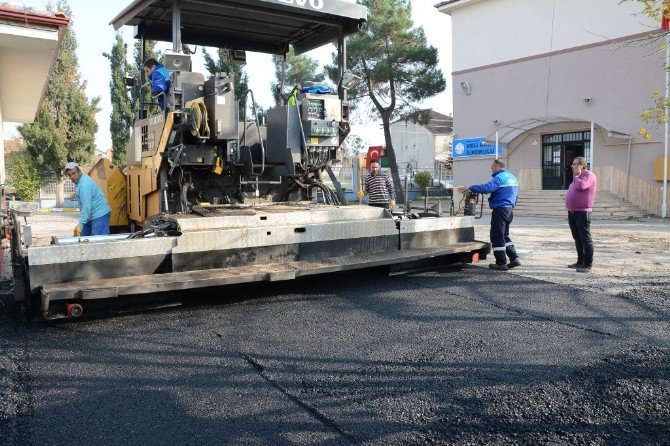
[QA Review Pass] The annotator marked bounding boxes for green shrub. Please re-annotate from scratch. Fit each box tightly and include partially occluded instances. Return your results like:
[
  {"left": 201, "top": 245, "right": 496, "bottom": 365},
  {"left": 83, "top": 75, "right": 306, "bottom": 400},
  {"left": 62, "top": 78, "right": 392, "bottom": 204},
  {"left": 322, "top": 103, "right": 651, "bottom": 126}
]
[
  {"left": 6, "top": 151, "right": 44, "bottom": 201},
  {"left": 414, "top": 171, "right": 432, "bottom": 194}
]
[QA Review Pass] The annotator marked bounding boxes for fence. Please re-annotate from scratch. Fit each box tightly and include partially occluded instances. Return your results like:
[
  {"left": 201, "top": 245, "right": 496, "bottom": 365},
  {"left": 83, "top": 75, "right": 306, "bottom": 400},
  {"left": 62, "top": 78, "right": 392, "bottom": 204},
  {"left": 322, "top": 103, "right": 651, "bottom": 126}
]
[
  {"left": 39, "top": 178, "right": 76, "bottom": 200},
  {"left": 330, "top": 157, "right": 453, "bottom": 190}
]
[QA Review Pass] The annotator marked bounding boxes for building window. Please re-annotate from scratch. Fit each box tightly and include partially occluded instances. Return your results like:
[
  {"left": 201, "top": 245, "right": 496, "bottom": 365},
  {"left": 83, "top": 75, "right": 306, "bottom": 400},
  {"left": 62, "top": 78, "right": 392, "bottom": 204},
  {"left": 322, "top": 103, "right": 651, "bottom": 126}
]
[{"left": 541, "top": 131, "right": 591, "bottom": 190}]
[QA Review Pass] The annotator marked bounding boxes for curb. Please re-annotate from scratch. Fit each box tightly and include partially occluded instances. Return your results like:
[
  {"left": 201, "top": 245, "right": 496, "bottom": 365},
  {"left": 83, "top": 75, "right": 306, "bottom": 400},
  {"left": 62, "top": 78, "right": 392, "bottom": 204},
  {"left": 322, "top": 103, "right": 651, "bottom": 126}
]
[{"left": 35, "top": 208, "right": 79, "bottom": 213}]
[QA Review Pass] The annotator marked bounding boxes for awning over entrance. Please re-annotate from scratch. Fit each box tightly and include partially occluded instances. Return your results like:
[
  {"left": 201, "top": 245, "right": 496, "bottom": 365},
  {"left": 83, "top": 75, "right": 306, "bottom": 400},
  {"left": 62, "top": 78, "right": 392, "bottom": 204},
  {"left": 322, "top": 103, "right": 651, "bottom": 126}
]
[{"left": 484, "top": 116, "right": 631, "bottom": 146}]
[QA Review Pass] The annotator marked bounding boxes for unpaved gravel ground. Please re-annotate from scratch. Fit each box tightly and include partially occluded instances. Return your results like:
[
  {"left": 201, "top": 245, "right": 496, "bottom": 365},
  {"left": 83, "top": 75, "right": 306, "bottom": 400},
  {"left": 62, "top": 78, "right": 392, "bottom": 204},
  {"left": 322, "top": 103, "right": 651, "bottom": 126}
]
[
  {"left": 0, "top": 212, "right": 668, "bottom": 445},
  {"left": 472, "top": 215, "right": 670, "bottom": 312}
]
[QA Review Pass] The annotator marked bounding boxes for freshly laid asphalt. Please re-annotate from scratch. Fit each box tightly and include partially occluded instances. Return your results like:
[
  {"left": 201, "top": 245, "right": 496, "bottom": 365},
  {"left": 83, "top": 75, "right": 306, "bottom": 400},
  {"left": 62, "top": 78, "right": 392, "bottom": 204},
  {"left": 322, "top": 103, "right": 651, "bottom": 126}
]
[{"left": 1, "top": 265, "right": 668, "bottom": 445}]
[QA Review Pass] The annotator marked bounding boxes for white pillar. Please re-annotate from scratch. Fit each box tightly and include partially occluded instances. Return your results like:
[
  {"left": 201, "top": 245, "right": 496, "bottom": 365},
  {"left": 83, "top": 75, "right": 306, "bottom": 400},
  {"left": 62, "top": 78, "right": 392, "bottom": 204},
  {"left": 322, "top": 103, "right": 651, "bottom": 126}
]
[
  {"left": 663, "top": 33, "right": 669, "bottom": 218},
  {"left": 0, "top": 102, "right": 4, "bottom": 186},
  {"left": 589, "top": 121, "right": 595, "bottom": 169},
  {"left": 495, "top": 131, "right": 499, "bottom": 160}
]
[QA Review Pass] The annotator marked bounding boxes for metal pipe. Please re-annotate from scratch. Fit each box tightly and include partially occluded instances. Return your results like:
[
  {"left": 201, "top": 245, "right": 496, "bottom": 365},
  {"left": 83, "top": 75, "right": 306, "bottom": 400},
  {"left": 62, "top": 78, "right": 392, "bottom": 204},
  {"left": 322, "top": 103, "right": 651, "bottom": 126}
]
[
  {"left": 590, "top": 121, "right": 595, "bottom": 169},
  {"left": 625, "top": 136, "right": 632, "bottom": 201},
  {"left": 53, "top": 234, "right": 136, "bottom": 245},
  {"left": 663, "top": 32, "right": 669, "bottom": 218},
  {"left": 241, "top": 89, "right": 266, "bottom": 176},
  {"left": 163, "top": 188, "right": 169, "bottom": 212},
  {"left": 280, "top": 54, "right": 287, "bottom": 104},
  {"left": 338, "top": 34, "right": 346, "bottom": 102},
  {"left": 172, "top": 0, "right": 181, "bottom": 52},
  {"left": 404, "top": 175, "right": 409, "bottom": 213},
  {"left": 239, "top": 179, "right": 283, "bottom": 185},
  {"left": 181, "top": 182, "right": 190, "bottom": 212}
]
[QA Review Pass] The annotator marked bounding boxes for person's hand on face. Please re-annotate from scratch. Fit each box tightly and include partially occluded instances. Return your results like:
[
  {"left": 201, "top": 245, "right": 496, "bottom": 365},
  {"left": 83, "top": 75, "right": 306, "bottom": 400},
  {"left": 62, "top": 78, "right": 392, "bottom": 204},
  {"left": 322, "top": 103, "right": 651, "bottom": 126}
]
[{"left": 571, "top": 161, "right": 583, "bottom": 176}]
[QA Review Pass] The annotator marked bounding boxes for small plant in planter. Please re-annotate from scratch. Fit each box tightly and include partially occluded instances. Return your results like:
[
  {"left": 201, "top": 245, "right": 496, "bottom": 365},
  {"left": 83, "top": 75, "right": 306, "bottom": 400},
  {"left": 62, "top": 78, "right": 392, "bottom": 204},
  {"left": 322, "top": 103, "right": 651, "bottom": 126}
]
[
  {"left": 413, "top": 171, "right": 432, "bottom": 197},
  {"left": 413, "top": 171, "right": 433, "bottom": 213}
]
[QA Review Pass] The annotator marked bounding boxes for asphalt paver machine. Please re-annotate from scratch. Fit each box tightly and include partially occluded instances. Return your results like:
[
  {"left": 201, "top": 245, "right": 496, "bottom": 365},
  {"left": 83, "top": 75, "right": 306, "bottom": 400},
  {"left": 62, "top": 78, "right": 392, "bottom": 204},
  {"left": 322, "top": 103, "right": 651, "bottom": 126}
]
[{"left": 9, "top": 0, "right": 489, "bottom": 320}]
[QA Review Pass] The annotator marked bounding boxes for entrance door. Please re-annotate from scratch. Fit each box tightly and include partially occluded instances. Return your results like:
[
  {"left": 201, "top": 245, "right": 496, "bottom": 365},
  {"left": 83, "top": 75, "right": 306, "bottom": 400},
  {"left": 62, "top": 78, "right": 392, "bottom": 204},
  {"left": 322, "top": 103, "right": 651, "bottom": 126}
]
[
  {"left": 564, "top": 142, "right": 585, "bottom": 188},
  {"left": 542, "top": 131, "right": 591, "bottom": 190}
]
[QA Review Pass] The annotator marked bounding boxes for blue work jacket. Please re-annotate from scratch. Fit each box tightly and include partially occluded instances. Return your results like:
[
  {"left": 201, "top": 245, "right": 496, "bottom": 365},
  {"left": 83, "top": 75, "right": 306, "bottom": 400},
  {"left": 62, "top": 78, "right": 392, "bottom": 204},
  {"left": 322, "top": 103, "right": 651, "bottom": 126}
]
[{"left": 468, "top": 169, "right": 519, "bottom": 209}]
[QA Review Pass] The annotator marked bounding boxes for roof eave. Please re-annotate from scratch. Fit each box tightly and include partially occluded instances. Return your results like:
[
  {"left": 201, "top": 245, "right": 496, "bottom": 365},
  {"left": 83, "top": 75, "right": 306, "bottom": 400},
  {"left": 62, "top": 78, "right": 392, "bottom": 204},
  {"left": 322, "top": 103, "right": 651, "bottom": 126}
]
[
  {"left": 0, "top": 7, "right": 69, "bottom": 27},
  {"left": 435, "top": 0, "right": 486, "bottom": 15}
]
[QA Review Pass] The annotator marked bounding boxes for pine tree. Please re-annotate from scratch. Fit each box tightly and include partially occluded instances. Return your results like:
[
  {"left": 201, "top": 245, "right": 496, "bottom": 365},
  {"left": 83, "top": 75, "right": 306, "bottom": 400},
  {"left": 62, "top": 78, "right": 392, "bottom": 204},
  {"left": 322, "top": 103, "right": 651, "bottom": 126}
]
[
  {"left": 271, "top": 47, "right": 324, "bottom": 106},
  {"left": 18, "top": 0, "right": 100, "bottom": 205},
  {"left": 329, "top": 0, "right": 446, "bottom": 203},
  {"left": 103, "top": 33, "right": 134, "bottom": 168}
]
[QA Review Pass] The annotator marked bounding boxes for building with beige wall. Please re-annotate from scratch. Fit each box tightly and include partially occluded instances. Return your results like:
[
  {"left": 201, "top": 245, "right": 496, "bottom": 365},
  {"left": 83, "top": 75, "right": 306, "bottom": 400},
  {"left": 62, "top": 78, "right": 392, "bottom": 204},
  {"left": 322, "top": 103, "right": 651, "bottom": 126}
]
[
  {"left": 437, "top": 0, "right": 669, "bottom": 215},
  {"left": 390, "top": 110, "right": 453, "bottom": 179},
  {"left": 0, "top": 5, "right": 68, "bottom": 186}
]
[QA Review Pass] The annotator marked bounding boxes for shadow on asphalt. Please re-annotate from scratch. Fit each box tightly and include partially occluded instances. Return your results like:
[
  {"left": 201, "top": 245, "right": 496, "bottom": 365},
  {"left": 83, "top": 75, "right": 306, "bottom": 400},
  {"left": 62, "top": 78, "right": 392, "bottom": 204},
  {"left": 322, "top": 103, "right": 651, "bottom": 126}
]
[{"left": 1, "top": 265, "right": 668, "bottom": 445}]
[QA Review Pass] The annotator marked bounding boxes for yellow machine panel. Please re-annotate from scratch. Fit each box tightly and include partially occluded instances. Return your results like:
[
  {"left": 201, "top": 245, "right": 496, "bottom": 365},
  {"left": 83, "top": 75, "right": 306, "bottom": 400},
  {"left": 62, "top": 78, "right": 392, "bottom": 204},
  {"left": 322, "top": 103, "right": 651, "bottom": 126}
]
[
  {"left": 88, "top": 158, "right": 129, "bottom": 228},
  {"left": 126, "top": 112, "right": 174, "bottom": 225}
]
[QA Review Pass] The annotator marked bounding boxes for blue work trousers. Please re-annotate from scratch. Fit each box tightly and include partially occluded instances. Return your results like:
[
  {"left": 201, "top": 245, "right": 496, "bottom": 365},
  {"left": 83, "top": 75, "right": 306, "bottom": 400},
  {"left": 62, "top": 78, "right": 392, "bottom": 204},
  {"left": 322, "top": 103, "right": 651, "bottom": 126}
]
[
  {"left": 81, "top": 212, "right": 111, "bottom": 236},
  {"left": 490, "top": 206, "right": 518, "bottom": 265}
]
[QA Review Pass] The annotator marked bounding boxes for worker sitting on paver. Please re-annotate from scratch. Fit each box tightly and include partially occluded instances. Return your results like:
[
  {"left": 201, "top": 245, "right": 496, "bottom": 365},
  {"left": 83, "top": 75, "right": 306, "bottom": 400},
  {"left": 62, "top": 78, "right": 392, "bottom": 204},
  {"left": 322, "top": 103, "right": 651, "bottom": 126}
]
[{"left": 143, "top": 58, "right": 171, "bottom": 111}]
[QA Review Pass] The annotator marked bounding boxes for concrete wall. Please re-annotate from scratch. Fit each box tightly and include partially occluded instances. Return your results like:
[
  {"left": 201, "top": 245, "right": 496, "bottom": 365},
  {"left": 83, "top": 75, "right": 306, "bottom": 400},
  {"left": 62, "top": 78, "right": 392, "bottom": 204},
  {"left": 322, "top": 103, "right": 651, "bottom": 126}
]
[
  {"left": 450, "top": 0, "right": 656, "bottom": 72},
  {"left": 444, "top": 0, "right": 667, "bottom": 214},
  {"left": 451, "top": 37, "right": 664, "bottom": 189},
  {"left": 390, "top": 123, "right": 437, "bottom": 172}
]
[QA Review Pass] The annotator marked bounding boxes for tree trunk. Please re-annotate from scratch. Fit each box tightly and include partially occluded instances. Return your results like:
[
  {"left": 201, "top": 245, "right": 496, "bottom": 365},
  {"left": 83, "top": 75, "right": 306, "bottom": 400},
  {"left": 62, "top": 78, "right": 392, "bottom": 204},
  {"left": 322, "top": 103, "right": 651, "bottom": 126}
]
[
  {"left": 55, "top": 179, "right": 65, "bottom": 208},
  {"left": 381, "top": 115, "right": 404, "bottom": 204}
]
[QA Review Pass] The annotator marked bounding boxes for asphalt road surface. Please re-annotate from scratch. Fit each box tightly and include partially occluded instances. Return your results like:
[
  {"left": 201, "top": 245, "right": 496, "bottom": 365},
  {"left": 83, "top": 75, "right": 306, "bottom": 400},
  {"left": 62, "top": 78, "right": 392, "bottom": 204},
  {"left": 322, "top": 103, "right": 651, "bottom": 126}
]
[{"left": 1, "top": 265, "right": 669, "bottom": 445}]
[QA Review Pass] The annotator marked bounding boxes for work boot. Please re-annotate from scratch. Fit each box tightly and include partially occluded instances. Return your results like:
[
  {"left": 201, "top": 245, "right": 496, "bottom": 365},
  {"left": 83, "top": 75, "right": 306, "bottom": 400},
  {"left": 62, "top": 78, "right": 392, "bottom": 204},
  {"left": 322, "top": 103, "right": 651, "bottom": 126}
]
[
  {"left": 489, "top": 263, "right": 509, "bottom": 271},
  {"left": 508, "top": 258, "right": 521, "bottom": 269},
  {"left": 567, "top": 262, "right": 583, "bottom": 268},
  {"left": 576, "top": 266, "right": 592, "bottom": 273}
]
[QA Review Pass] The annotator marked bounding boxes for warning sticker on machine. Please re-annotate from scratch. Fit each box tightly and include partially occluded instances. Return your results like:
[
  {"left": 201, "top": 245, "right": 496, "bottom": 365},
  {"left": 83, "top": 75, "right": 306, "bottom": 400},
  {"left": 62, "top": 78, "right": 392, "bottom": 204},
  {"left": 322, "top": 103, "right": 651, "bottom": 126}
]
[{"left": 311, "top": 137, "right": 319, "bottom": 145}]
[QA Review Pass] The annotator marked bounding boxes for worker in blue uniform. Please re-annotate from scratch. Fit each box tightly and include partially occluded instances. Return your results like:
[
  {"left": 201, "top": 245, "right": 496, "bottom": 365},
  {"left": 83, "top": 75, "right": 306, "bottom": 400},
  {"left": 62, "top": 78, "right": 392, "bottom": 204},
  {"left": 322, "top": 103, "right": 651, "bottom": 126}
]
[
  {"left": 64, "top": 162, "right": 112, "bottom": 237},
  {"left": 143, "top": 58, "right": 171, "bottom": 111},
  {"left": 457, "top": 159, "right": 521, "bottom": 271}
]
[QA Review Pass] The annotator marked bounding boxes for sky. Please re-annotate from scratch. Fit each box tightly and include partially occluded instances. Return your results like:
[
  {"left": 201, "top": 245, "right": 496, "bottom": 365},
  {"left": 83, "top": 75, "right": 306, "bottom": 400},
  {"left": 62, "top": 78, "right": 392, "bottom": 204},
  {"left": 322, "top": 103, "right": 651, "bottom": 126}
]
[{"left": 3, "top": 0, "right": 453, "bottom": 150}]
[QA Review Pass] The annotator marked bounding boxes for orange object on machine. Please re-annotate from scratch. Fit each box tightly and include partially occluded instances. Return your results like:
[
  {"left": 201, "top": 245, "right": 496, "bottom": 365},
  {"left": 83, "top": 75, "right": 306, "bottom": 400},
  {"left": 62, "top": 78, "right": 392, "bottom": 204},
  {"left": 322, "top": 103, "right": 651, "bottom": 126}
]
[{"left": 88, "top": 158, "right": 129, "bottom": 230}]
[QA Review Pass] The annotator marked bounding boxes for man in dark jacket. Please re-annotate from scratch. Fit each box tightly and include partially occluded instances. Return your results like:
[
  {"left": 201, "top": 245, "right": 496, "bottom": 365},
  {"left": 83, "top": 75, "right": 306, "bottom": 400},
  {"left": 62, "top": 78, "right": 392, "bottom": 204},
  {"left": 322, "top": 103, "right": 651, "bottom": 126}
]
[
  {"left": 458, "top": 159, "right": 520, "bottom": 270},
  {"left": 143, "top": 58, "right": 171, "bottom": 111}
]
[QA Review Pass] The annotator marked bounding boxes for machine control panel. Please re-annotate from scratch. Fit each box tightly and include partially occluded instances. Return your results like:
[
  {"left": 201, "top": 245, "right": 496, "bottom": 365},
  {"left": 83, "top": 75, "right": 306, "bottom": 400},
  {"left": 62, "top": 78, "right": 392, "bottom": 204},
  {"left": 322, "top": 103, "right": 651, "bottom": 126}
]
[
  {"left": 306, "top": 100, "right": 325, "bottom": 119},
  {"left": 300, "top": 93, "right": 342, "bottom": 122},
  {"left": 305, "top": 119, "right": 338, "bottom": 138}
]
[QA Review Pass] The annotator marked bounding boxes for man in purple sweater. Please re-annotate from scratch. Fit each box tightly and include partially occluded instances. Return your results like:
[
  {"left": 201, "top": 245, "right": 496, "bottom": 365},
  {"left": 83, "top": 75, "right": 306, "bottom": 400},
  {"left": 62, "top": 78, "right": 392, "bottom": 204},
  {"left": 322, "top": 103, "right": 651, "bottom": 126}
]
[{"left": 565, "top": 156, "right": 597, "bottom": 273}]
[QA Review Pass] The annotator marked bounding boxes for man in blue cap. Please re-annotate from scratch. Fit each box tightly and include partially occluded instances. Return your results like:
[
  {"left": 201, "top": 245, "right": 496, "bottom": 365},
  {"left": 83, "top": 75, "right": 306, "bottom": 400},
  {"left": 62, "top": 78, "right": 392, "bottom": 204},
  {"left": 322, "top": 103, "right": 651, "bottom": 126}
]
[{"left": 64, "top": 162, "right": 111, "bottom": 237}]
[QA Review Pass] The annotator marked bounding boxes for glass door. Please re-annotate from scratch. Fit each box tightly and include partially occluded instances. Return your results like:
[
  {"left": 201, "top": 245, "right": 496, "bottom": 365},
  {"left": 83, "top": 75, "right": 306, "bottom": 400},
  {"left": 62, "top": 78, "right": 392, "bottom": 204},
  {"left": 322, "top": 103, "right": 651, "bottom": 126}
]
[
  {"left": 542, "top": 135, "right": 563, "bottom": 190},
  {"left": 542, "top": 131, "right": 591, "bottom": 190}
]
